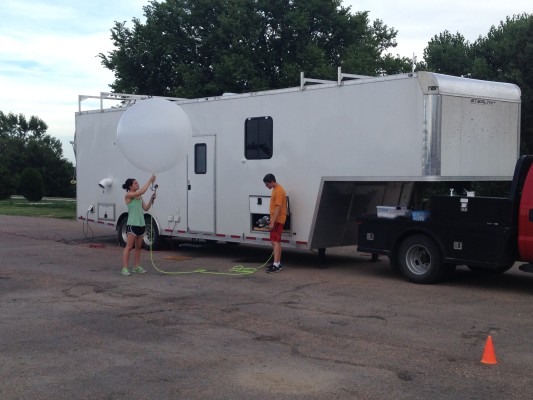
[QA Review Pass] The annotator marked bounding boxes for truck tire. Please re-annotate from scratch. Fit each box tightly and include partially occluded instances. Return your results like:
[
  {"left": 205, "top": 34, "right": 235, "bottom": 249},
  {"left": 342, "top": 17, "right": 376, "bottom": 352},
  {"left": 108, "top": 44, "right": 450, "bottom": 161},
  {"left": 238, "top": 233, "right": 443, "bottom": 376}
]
[{"left": 397, "top": 234, "right": 445, "bottom": 284}]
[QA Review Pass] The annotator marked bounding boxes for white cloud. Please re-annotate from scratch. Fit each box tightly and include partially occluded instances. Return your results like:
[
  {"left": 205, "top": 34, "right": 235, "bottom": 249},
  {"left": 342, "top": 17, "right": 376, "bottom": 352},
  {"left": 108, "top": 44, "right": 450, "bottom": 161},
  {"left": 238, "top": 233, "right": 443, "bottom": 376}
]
[
  {"left": 345, "top": 0, "right": 531, "bottom": 59},
  {"left": 0, "top": 0, "right": 148, "bottom": 162}
]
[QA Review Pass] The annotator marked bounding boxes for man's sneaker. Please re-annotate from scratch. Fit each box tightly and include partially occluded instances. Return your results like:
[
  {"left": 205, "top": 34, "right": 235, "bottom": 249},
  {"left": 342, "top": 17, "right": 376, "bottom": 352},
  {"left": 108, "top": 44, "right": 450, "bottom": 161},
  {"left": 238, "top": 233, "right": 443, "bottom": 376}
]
[
  {"left": 266, "top": 265, "right": 282, "bottom": 273},
  {"left": 121, "top": 268, "right": 131, "bottom": 276},
  {"left": 132, "top": 266, "right": 147, "bottom": 274}
]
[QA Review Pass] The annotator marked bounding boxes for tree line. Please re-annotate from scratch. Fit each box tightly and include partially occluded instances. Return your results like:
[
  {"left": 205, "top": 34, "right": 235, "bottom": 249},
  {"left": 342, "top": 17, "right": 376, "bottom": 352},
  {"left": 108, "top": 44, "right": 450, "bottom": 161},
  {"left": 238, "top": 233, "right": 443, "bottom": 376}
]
[{"left": 0, "top": 112, "right": 75, "bottom": 200}]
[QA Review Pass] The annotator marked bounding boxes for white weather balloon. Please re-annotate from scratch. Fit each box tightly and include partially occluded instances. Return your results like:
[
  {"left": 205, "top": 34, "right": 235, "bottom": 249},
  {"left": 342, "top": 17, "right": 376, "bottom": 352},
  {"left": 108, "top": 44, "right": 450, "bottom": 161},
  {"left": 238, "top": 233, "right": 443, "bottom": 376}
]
[{"left": 116, "top": 98, "right": 192, "bottom": 172}]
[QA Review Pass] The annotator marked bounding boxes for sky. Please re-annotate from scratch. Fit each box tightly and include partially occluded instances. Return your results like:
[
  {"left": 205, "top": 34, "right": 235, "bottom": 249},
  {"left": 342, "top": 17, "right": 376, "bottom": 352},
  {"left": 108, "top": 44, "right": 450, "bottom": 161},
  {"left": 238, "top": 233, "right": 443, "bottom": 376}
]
[{"left": 0, "top": 0, "right": 531, "bottom": 164}]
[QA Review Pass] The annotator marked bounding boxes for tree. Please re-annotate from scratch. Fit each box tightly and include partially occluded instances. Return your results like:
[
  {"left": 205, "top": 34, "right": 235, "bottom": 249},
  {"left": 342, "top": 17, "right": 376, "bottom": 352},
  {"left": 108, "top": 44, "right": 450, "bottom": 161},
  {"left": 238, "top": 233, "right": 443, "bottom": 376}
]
[
  {"left": 422, "top": 31, "right": 473, "bottom": 77},
  {"left": 471, "top": 14, "right": 533, "bottom": 153},
  {"left": 19, "top": 168, "right": 45, "bottom": 202},
  {"left": 0, "top": 164, "right": 16, "bottom": 200},
  {"left": 0, "top": 111, "right": 75, "bottom": 198},
  {"left": 99, "top": 0, "right": 412, "bottom": 98}
]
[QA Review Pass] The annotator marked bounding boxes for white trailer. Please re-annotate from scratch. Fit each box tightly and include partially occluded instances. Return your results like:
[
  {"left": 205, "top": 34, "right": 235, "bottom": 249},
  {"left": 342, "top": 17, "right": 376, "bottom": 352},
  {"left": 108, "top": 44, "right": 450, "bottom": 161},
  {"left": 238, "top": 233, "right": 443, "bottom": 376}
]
[{"left": 74, "top": 70, "right": 521, "bottom": 255}]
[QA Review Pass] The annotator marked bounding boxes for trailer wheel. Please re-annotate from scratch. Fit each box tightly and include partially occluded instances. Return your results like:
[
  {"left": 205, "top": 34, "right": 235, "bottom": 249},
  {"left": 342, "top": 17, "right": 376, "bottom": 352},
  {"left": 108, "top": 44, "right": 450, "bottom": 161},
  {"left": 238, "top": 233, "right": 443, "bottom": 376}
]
[
  {"left": 397, "top": 234, "right": 444, "bottom": 284},
  {"left": 143, "top": 215, "right": 161, "bottom": 250},
  {"left": 117, "top": 215, "right": 161, "bottom": 249},
  {"left": 117, "top": 217, "right": 128, "bottom": 247}
]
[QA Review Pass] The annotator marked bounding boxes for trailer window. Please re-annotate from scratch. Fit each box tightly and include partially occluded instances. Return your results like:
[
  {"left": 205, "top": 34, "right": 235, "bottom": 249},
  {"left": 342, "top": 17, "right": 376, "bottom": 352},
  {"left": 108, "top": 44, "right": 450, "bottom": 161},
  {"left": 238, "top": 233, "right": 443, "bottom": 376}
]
[
  {"left": 195, "top": 143, "right": 207, "bottom": 174},
  {"left": 245, "top": 116, "right": 273, "bottom": 160}
]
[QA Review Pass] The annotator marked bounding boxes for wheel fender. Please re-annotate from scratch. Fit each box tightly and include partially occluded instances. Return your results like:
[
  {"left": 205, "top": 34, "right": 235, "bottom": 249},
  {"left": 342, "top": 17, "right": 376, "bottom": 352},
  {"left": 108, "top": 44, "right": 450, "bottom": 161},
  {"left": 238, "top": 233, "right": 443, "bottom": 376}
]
[
  {"left": 116, "top": 213, "right": 128, "bottom": 232},
  {"left": 116, "top": 213, "right": 129, "bottom": 247},
  {"left": 117, "top": 213, "right": 160, "bottom": 232},
  {"left": 144, "top": 213, "right": 160, "bottom": 232}
]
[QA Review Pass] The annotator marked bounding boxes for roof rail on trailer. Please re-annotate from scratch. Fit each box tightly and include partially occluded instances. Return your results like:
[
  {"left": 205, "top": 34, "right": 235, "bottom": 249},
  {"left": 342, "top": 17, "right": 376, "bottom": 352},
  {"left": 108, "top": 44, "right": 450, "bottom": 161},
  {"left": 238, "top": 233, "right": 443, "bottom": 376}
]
[
  {"left": 78, "top": 92, "right": 187, "bottom": 112},
  {"left": 337, "top": 67, "right": 372, "bottom": 84},
  {"left": 79, "top": 67, "right": 374, "bottom": 111},
  {"left": 300, "top": 67, "right": 372, "bottom": 90},
  {"left": 299, "top": 72, "right": 336, "bottom": 90}
]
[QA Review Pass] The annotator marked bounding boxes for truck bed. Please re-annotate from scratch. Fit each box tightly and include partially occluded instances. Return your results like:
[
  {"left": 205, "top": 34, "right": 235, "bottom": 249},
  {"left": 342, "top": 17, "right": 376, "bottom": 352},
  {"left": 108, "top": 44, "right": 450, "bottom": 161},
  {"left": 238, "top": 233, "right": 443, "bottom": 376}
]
[{"left": 357, "top": 195, "right": 516, "bottom": 268}]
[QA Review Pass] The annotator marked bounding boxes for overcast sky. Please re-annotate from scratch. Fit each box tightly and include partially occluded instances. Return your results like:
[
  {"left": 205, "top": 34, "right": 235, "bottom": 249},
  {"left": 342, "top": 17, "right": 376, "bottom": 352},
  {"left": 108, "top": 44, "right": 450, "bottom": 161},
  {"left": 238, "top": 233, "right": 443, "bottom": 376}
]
[{"left": 0, "top": 0, "right": 530, "bottom": 163}]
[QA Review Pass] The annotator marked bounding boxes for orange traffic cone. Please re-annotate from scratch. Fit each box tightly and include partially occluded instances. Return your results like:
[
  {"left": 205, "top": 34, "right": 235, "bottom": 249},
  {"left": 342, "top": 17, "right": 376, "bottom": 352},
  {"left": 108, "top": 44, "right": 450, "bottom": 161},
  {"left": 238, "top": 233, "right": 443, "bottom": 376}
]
[{"left": 481, "top": 335, "right": 497, "bottom": 365}]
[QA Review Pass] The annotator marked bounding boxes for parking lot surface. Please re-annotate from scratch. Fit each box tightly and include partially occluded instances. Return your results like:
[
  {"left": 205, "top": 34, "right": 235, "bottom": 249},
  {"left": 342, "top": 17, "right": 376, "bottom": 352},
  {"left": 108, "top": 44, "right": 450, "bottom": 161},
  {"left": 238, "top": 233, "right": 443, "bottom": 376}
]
[{"left": 1, "top": 215, "right": 532, "bottom": 399}]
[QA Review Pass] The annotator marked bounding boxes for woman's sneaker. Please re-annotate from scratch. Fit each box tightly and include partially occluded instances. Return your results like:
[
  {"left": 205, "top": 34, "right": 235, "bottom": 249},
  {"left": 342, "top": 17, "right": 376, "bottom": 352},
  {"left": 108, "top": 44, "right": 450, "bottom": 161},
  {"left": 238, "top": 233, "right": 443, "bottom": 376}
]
[
  {"left": 132, "top": 266, "right": 147, "bottom": 274},
  {"left": 121, "top": 268, "right": 131, "bottom": 276}
]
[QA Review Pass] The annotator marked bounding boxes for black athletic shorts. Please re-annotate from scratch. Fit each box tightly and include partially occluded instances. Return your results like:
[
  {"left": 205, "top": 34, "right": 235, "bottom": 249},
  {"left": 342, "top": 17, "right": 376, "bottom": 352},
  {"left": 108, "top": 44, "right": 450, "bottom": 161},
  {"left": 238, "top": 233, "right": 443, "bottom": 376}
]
[{"left": 127, "top": 225, "right": 146, "bottom": 236}]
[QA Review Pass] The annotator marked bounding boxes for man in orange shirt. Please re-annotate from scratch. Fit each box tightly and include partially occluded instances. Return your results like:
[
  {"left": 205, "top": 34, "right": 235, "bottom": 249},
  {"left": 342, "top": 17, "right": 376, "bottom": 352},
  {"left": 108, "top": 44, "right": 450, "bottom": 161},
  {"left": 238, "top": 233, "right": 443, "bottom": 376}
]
[{"left": 263, "top": 173, "right": 287, "bottom": 273}]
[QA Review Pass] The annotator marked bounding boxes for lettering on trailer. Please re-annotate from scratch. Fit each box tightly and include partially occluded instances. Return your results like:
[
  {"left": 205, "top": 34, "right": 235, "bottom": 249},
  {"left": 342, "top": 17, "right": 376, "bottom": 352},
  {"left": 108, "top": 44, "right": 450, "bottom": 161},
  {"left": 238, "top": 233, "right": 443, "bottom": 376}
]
[{"left": 470, "top": 98, "right": 496, "bottom": 105}]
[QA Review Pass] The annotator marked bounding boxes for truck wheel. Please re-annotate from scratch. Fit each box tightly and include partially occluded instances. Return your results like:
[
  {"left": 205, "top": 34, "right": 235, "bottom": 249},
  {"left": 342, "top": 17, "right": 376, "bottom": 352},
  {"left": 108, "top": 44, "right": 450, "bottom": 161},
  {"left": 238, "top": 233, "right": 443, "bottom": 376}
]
[
  {"left": 397, "top": 234, "right": 444, "bottom": 284},
  {"left": 117, "top": 217, "right": 128, "bottom": 247},
  {"left": 143, "top": 215, "right": 161, "bottom": 250}
]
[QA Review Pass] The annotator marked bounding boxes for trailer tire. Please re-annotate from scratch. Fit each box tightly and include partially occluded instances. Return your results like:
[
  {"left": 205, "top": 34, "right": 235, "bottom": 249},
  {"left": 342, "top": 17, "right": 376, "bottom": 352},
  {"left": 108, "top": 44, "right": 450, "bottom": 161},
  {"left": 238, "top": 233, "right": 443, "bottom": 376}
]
[
  {"left": 397, "top": 234, "right": 445, "bottom": 284},
  {"left": 143, "top": 215, "right": 161, "bottom": 250},
  {"left": 117, "top": 216, "right": 161, "bottom": 250},
  {"left": 117, "top": 217, "right": 128, "bottom": 247}
]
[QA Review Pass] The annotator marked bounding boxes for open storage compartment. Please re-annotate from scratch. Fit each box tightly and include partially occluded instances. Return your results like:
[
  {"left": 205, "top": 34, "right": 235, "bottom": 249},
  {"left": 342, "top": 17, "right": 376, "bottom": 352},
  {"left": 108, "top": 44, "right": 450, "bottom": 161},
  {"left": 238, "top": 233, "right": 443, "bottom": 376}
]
[{"left": 249, "top": 195, "right": 291, "bottom": 233}]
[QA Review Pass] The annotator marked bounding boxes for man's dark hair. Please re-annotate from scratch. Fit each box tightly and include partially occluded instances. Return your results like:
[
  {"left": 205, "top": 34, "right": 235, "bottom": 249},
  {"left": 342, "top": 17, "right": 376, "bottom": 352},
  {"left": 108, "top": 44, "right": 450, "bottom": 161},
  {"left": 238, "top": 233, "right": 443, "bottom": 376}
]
[{"left": 263, "top": 173, "right": 276, "bottom": 183}]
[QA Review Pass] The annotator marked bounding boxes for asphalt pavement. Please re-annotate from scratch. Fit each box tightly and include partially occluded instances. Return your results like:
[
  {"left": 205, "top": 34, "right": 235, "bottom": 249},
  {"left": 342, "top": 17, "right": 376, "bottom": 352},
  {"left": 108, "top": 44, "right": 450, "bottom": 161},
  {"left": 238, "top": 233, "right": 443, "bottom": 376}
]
[{"left": 1, "top": 215, "right": 532, "bottom": 400}]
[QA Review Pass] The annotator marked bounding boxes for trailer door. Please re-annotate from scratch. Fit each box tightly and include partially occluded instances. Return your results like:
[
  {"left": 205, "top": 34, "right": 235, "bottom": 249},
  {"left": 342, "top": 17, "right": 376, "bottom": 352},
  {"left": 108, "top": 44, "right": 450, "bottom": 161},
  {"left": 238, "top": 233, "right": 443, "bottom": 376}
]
[{"left": 188, "top": 135, "right": 216, "bottom": 233}]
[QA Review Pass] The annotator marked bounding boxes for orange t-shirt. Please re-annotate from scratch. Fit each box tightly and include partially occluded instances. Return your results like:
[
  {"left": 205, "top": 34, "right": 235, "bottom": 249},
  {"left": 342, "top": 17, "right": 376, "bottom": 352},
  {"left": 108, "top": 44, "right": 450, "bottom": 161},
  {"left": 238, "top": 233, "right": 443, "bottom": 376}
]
[{"left": 270, "top": 184, "right": 287, "bottom": 224}]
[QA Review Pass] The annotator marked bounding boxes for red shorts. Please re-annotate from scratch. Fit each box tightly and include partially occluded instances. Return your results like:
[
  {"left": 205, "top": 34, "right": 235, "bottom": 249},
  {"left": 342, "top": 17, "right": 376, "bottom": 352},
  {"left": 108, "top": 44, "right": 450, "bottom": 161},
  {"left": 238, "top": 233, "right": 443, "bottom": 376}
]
[{"left": 270, "top": 222, "right": 284, "bottom": 243}]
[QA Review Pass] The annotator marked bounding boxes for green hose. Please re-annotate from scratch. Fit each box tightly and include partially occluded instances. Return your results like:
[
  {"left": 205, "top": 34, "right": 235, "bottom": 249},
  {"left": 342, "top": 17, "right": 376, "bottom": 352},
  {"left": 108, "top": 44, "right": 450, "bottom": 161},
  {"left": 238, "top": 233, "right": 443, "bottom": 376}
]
[{"left": 148, "top": 211, "right": 272, "bottom": 275}]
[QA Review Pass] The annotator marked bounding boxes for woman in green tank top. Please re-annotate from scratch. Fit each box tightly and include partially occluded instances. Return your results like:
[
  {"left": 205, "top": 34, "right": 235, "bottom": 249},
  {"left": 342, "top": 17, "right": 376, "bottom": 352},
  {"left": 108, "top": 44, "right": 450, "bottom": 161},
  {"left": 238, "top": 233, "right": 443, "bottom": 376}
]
[{"left": 121, "top": 175, "right": 156, "bottom": 276}]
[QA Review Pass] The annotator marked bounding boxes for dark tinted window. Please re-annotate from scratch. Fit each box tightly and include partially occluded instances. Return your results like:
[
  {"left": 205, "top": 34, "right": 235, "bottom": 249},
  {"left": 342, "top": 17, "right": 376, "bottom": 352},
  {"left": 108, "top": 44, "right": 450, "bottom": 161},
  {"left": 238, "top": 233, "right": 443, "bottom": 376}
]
[
  {"left": 245, "top": 116, "right": 273, "bottom": 159},
  {"left": 195, "top": 143, "right": 207, "bottom": 174}
]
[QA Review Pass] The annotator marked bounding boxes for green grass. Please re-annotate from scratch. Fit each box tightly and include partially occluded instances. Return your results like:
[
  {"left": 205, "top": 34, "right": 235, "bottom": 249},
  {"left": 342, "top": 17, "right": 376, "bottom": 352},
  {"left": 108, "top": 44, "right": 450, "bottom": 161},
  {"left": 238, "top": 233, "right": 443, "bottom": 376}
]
[{"left": 0, "top": 197, "right": 76, "bottom": 220}]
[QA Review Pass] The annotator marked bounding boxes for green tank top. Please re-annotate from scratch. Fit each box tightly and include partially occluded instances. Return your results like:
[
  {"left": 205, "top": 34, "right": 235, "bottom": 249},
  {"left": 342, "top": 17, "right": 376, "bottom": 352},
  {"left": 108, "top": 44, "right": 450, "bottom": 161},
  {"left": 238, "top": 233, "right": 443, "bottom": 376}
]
[{"left": 127, "top": 197, "right": 145, "bottom": 227}]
